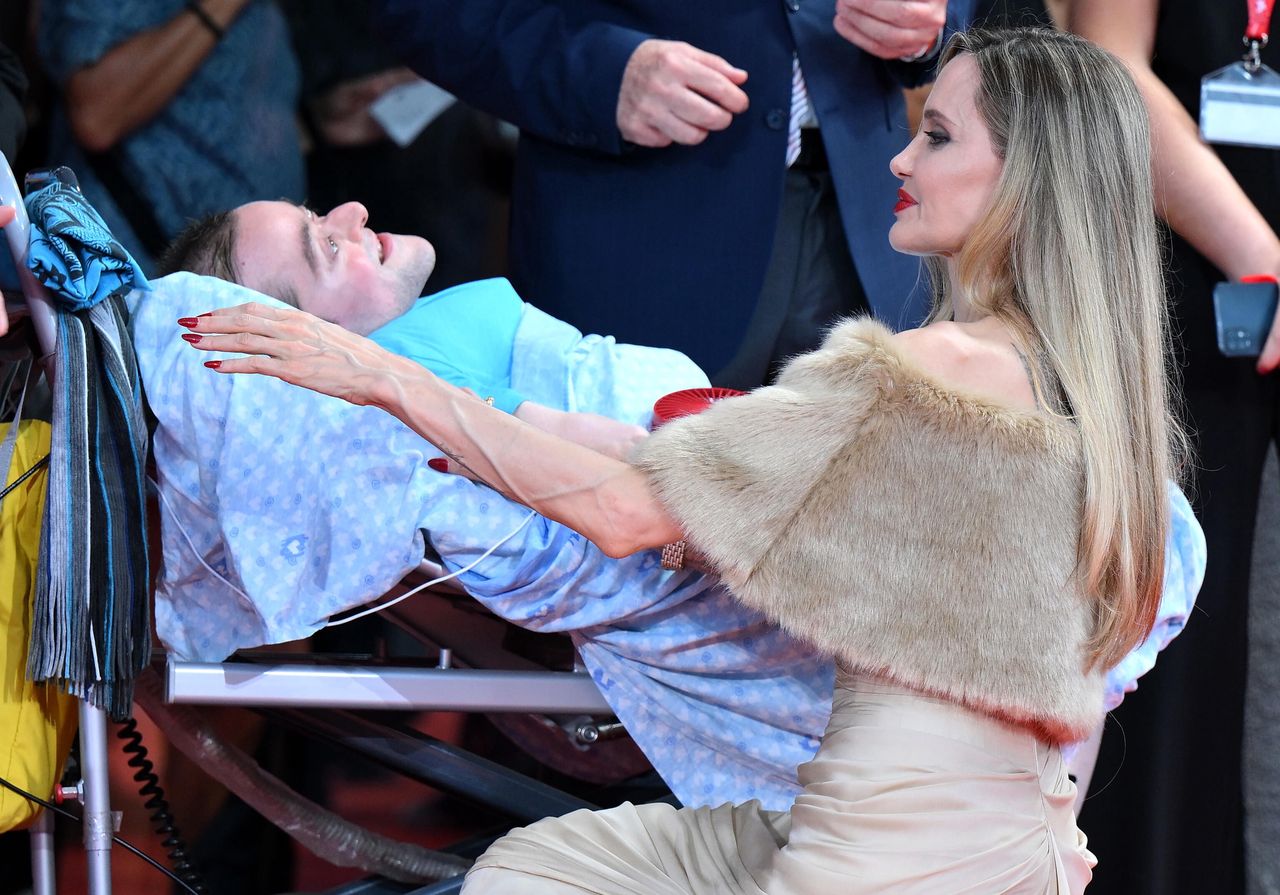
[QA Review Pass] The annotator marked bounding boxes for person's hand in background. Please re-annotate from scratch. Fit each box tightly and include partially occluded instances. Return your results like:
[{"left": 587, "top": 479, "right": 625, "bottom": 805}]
[
  {"left": 834, "top": 0, "right": 947, "bottom": 60},
  {"left": 616, "top": 39, "right": 749, "bottom": 147}
]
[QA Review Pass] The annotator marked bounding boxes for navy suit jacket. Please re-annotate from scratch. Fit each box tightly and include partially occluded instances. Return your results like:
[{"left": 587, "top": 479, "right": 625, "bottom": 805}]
[{"left": 373, "top": 0, "right": 973, "bottom": 373}]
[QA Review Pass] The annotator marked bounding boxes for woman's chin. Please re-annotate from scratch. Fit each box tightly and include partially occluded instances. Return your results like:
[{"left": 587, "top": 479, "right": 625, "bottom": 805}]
[{"left": 888, "top": 232, "right": 927, "bottom": 258}]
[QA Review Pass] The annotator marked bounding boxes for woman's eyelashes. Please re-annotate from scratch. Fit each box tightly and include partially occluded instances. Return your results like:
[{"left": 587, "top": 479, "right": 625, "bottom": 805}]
[
  {"left": 327, "top": 235, "right": 339, "bottom": 257},
  {"left": 923, "top": 129, "right": 950, "bottom": 147}
]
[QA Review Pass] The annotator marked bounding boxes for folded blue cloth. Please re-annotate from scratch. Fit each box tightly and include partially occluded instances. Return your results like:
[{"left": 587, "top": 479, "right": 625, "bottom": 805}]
[{"left": 25, "top": 171, "right": 148, "bottom": 310}]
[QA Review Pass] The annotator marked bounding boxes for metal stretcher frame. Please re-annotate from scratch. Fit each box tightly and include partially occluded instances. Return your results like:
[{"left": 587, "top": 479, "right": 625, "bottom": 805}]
[
  {"left": 157, "top": 563, "right": 630, "bottom": 895},
  {"left": 3, "top": 154, "right": 118, "bottom": 895},
  {"left": 160, "top": 561, "right": 629, "bottom": 886},
  {"left": 166, "top": 661, "right": 612, "bottom": 714},
  {"left": 163, "top": 561, "right": 612, "bottom": 717}
]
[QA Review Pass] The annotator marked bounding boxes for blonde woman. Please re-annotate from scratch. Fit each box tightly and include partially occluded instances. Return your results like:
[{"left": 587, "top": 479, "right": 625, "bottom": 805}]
[{"left": 181, "top": 27, "right": 1182, "bottom": 894}]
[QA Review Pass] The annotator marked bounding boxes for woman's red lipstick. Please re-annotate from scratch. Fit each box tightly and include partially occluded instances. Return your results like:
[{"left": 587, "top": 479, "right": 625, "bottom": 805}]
[{"left": 894, "top": 189, "right": 917, "bottom": 214}]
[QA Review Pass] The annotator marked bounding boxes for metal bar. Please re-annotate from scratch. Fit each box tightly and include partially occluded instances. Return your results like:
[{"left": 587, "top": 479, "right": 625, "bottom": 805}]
[
  {"left": 271, "top": 708, "right": 598, "bottom": 821},
  {"left": 79, "top": 701, "right": 114, "bottom": 895},
  {"left": 318, "top": 879, "right": 414, "bottom": 895},
  {"left": 408, "top": 877, "right": 465, "bottom": 895},
  {"left": 29, "top": 808, "right": 56, "bottom": 895},
  {"left": 166, "top": 661, "right": 611, "bottom": 714}
]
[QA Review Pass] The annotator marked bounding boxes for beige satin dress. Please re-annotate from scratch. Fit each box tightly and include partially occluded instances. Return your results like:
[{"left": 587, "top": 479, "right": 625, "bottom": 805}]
[{"left": 462, "top": 669, "right": 1095, "bottom": 894}]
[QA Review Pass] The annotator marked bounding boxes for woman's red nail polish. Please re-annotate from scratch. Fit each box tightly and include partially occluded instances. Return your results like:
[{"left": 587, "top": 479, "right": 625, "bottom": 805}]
[
  {"left": 177, "top": 317, "right": 200, "bottom": 328},
  {"left": 181, "top": 333, "right": 202, "bottom": 344},
  {"left": 428, "top": 458, "right": 450, "bottom": 473},
  {"left": 203, "top": 360, "right": 221, "bottom": 369},
  {"left": 198, "top": 312, "right": 213, "bottom": 318}
]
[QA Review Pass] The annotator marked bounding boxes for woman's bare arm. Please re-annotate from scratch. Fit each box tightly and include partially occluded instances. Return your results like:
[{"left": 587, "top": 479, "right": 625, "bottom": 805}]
[
  {"left": 183, "top": 304, "right": 684, "bottom": 557},
  {"left": 513, "top": 401, "right": 650, "bottom": 461}
]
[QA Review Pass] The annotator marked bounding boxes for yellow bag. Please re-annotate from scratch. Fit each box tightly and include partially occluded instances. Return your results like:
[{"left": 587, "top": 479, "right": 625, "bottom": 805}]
[{"left": 0, "top": 419, "right": 78, "bottom": 832}]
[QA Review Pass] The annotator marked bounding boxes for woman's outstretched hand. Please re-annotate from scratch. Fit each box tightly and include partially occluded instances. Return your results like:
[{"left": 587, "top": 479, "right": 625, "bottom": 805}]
[{"left": 177, "top": 302, "right": 412, "bottom": 409}]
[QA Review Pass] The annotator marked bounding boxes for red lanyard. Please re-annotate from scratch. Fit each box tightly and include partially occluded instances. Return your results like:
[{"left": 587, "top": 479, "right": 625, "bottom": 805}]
[
  {"left": 1244, "top": 0, "right": 1275, "bottom": 70},
  {"left": 1247, "top": 0, "right": 1275, "bottom": 42}
]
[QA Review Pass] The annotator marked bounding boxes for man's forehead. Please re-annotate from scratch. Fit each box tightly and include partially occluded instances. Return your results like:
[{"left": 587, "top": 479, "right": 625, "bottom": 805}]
[
  {"left": 240, "top": 199, "right": 307, "bottom": 234},
  {"left": 234, "top": 201, "right": 311, "bottom": 288}
]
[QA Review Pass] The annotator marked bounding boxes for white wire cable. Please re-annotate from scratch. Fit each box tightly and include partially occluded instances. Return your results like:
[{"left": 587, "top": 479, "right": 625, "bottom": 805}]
[
  {"left": 152, "top": 476, "right": 255, "bottom": 604},
  {"left": 150, "top": 475, "right": 538, "bottom": 627},
  {"left": 324, "top": 509, "right": 537, "bottom": 628}
]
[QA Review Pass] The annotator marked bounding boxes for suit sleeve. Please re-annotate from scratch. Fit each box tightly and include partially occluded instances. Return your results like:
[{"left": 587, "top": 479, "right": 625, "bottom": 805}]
[{"left": 370, "top": 0, "right": 649, "bottom": 155}]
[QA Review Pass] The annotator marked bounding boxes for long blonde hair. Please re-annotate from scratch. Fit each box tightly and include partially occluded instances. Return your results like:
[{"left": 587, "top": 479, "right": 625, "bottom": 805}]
[{"left": 925, "top": 28, "right": 1188, "bottom": 671}]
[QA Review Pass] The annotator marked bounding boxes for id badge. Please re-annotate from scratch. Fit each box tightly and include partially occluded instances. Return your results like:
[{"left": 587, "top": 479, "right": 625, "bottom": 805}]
[{"left": 1201, "top": 60, "right": 1280, "bottom": 148}]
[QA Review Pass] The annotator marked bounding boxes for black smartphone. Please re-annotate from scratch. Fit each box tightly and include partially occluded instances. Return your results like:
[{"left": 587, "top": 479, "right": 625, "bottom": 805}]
[{"left": 1213, "top": 280, "right": 1279, "bottom": 357}]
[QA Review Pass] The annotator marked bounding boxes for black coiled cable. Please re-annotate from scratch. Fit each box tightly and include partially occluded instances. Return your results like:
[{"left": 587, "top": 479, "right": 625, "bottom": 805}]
[{"left": 115, "top": 717, "right": 208, "bottom": 894}]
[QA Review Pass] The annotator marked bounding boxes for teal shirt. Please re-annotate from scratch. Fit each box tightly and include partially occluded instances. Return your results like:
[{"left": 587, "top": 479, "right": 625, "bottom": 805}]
[{"left": 369, "top": 277, "right": 526, "bottom": 413}]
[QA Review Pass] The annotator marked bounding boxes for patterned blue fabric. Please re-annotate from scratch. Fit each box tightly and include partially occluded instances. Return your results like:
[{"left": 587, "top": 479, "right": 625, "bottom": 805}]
[
  {"left": 132, "top": 272, "right": 821, "bottom": 807},
  {"left": 25, "top": 174, "right": 149, "bottom": 309},
  {"left": 510, "top": 303, "right": 707, "bottom": 429},
  {"left": 38, "top": 0, "right": 303, "bottom": 267},
  {"left": 1101, "top": 481, "right": 1205, "bottom": 714}
]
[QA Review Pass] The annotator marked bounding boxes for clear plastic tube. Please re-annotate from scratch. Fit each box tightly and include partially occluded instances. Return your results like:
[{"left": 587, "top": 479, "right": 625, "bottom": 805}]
[{"left": 133, "top": 668, "right": 472, "bottom": 884}]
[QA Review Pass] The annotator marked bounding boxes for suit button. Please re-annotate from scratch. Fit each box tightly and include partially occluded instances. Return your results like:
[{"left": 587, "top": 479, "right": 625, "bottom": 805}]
[
  {"left": 765, "top": 108, "right": 787, "bottom": 130},
  {"left": 785, "top": 0, "right": 800, "bottom": 11}
]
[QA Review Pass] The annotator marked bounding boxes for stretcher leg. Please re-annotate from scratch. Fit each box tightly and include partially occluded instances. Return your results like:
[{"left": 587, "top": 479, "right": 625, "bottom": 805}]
[{"left": 79, "top": 701, "right": 114, "bottom": 895}]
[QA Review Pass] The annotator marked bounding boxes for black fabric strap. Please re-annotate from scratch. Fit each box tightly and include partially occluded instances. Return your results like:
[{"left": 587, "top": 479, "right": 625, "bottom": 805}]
[{"left": 186, "top": 2, "right": 225, "bottom": 39}]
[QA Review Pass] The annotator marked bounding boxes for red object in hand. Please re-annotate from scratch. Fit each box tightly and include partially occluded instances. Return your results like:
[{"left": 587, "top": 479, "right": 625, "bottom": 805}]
[
  {"left": 652, "top": 387, "right": 747, "bottom": 429},
  {"left": 1241, "top": 274, "right": 1280, "bottom": 284}
]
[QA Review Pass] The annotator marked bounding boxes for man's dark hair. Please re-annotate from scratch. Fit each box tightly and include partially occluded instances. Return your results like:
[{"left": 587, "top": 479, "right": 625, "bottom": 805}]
[
  {"left": 157, "top": 210, "right": 239, "bottom": 281},
  {"left": 157, "top": 209, "right": 298, "bottom": 307}
]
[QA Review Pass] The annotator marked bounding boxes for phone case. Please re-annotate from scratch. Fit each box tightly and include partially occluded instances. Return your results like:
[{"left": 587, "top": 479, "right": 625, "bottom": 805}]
[{"left": 1213, "top": 281, "right": 1279, "bottom": 357}]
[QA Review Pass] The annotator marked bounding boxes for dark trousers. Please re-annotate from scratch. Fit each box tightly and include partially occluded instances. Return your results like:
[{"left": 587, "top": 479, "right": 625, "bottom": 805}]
[
  {"left": 713, "top": 157, "right": 871, "bottom": 390},
  {"left": 1084, "top": 231, "right": 1280, "bottom": 895}
]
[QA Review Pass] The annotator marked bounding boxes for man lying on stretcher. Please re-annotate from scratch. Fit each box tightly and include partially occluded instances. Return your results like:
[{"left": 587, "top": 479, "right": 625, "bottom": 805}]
[
  {"left": 160, "top": 200, "right": 676, "bottom": 462},
  {"left": 139, "top": 199, "right": 1206, "bottom": 812}
]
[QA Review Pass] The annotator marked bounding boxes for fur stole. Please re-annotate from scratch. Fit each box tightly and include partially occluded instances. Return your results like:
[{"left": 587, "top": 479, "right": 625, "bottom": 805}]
[{"left": 633, "top": 318, "right": 1105, "bottom": 743}]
